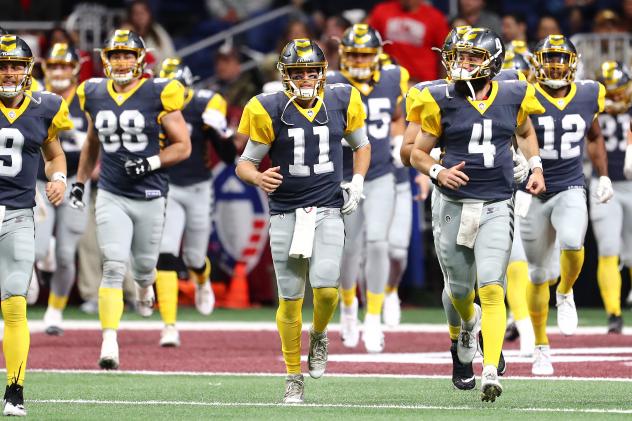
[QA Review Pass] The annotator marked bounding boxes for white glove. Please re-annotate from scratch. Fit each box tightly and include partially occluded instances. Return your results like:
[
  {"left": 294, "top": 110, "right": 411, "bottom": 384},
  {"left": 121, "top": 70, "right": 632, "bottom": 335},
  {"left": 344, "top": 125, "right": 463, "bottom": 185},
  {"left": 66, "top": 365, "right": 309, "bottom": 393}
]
[
  {"left": 202, "top": 109, "right": 229, "bottom": 136},
  {"left": 390, "top": 135, "right": 404, "bottom": 168},
  {"left": 595, "top": 175, "right": 614, "bottom": 204},
  {"left": 341, "top": 174, "right": 364, "bottom": 215},
  {"left": 512, "top": 149, "right": 529, "bottom": 184},
  {"left": 624, "top": 144, "right": 632, "bottom": 180}
]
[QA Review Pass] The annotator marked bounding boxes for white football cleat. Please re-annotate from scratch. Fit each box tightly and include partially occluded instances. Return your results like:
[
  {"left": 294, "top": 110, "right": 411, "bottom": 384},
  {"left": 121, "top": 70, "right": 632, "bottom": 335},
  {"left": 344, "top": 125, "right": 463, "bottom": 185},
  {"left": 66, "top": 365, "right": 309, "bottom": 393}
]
[
  {"left": 135, "top": 284, "right": 155, "bottom": 318},
  {"left": 457, "top": 303, "right": 481, "bottom": 364},
  {"left": 283, "top": 374, "right": 304, "bottom": 403},
  {"left": 382, "top": 290, "right": 401, "bottom": 328},
  {"left": 532, "top": 345, "right": 554, "bottom": 376},
  {"left": 480, "top": 364, "right": 502, "bottom": 402},
  {"left": 515, "top": 317, "right": 535, "bottom": 357},
  {"left": 362, "top": 313, "right": 385, "bottom": 353},
  {"left": 43, "top": 305, "right": 64, "bottom": 336},
  {"left": 160, "top": 324, "right": 181, "bottom": 347},
  {"left": 195, "top": 280, "right": 215, "bottom": 316},
  {"left": 99, "top": 329, "right": 119, "bottom": 370},
  {"left": 556, "top": 290, "right": 578, "bottom": 335},
  {"left": 340, "top": 297, "right": 360, "bottom": 348},
  {"left": 307, "top": 328, "right": 328, "bottom": 379},
  {"left": 3, "top": 382, "right": 26, "bottom": 417}
]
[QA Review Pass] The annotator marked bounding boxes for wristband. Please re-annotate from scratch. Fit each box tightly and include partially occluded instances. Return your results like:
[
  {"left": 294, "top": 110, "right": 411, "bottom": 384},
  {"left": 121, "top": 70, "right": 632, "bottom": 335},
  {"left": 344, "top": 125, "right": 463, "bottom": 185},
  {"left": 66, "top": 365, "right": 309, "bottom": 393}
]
[
  {"left": 147, "top": 155, "right": 162, "bottom": 171},
  {"left": 528, "top": 156, "right": 543, "bottom": 172},
  {"left": 429, "top": 164, "right": 446, "bottom": 180},
  {"left": 51, "top": 172, "right": 67, "bottom": 187}
]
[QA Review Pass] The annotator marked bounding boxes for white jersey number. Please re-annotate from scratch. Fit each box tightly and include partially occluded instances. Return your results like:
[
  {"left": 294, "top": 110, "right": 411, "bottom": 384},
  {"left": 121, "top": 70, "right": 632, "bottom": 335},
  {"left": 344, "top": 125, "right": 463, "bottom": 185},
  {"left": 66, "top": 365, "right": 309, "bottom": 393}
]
[
  {"left": 94, "top": 109, "right": 149, "bottom": 153},
  {"left": 600, "top": 113, "right": 629, "bottom": 153},
  {"left": 468, "top": 119, "right": 496, "bottom": 168},
  {"left": 288, "top": 126, "right": 334, "bottom": 176},
  {"left": 537, "top": 114, "right": 585, "bottom": 159},
  {"left": 366, "top": 98, "right": 391, "bottom": 140},
  {"left": 0, "top": 128, "right": 24, "bottom": 177}
]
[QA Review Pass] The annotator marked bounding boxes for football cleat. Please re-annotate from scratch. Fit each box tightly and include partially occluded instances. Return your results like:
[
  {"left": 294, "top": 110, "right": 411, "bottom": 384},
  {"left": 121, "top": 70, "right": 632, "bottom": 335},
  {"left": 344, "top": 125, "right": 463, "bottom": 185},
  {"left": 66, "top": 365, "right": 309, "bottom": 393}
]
[
  {"left": 283, "top": 374, "right": 304, "bottom": 403},
  {"left": 504, "top": 319, "right": 519, "bottom": 342},
  {"left": 480, "top": 365, "right": 503, "bottom": 402},
  {"left": 382, "top": 290, "right": 401, "bottom": 328},
  {"left": 607, "top": 314, "right": 623, "bottom": 334},
  {"left": 556, "top": 290, "right": 578, "bottom": 335},
  {"left": 532, "top": 345, "right": 554, "bottom": 375},
  {"left": 98, "top": 329, "right": 119, "bottom": 370},
  {"left": 340, "top": 297, "right": 360, "bottom": 348},
  {"left": 450, "top": 340, "right": 475, "bottom": 390},
  {"left": 135, "top": 284, "right": 155, "bottom": 318},
  {"left": 308, "top": 328, "right": 328, "bottom": 379},
  {"left": 515, "top": 317, "right": 535, "bottom": 357},
  {"left": 362, "top": 313, "right": 385, "bottom": 353},
  {"left": 195, "top": 280, "right": 215, "bottom": 316},
  {"left": 160, "top": 324, "right": 181, "bottom": 347},
  {"left": 43, "top": 306, "right": 64, "bottom": 336},
  {"left": 478, "top": 331, "right": 506, "bottom": 376},
  {"left": 3, "top": 382, "right": 25, "bottom": 417},
  {"left": 457, "top": 304, "right": 481, "bottom": 364}
]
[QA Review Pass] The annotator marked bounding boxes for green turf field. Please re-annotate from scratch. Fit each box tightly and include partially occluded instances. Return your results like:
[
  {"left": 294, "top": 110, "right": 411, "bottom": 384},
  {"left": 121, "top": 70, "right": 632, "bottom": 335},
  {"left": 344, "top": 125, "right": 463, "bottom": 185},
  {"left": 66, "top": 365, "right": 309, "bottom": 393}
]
[{"left": 26, "top": 372, "right": 632, "bottom": 420}]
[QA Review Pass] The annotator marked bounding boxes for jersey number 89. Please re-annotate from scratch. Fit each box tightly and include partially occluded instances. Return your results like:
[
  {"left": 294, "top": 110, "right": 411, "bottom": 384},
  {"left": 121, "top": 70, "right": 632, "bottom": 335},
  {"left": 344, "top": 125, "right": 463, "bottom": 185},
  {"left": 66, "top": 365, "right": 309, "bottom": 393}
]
[{"left": 94, "top": 110, "right": 148, "bottom": 153}]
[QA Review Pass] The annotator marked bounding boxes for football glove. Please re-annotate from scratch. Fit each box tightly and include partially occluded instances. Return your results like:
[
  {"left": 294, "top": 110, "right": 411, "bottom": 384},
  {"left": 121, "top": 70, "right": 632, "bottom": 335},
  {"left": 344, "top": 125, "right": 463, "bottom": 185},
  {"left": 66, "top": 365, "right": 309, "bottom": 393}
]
[
  {"left": 595, "top": 175, "right": 614, "bottom": 204},
  {"left": 69, "top": 182, "right": 85, "bottom": 209},
  {"left": 512, "top": 149, "right": 529, "bottom": 184},
  {"left": 341, "top": 174, "right": 364, "bottom": 215},
  {"left": 125, "top": 157, "right": 152, "bottom": 179}
]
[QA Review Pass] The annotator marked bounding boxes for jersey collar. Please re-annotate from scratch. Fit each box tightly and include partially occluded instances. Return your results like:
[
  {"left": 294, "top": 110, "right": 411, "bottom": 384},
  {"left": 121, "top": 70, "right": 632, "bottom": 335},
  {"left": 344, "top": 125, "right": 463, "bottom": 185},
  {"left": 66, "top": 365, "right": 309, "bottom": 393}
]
[
  {"left": 285, "top": 91, "right": 324, "bottom": 123},
  {"left": 466, "top": 81, "right": 498, "bottom": 116},
  {"left": 0, "top": 92, "right": 32, "bottom": 124},
  {"left": 107, "top": 78, "right": 147, "bottom": 106},
  {"left": 535, "top": 82, "right": 577, "bottom": 111}
]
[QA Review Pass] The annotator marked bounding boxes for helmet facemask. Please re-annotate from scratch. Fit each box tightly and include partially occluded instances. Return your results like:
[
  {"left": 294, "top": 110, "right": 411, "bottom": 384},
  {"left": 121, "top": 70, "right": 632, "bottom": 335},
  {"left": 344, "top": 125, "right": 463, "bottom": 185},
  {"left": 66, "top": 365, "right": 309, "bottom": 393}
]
[
  {"left": 43, "top": 61, "right": 79, "bottom": 91},
  {"left": 340, "top": 47, "right": 381, "bottom": 81},
  {"left": 101, "top": 48, "right": 145, "bottom": 85},
  {"left": 535, "top": 50, "right": 577, "bottom": 89},
  {"left": 0, "top": 58, "right": 34, "bottom": 98},
  {"left": 450, "top": 47, "right": 494, "bottom": 82},
  {"left": 278, "top": 63, "right": 327, "bottom": 101}
]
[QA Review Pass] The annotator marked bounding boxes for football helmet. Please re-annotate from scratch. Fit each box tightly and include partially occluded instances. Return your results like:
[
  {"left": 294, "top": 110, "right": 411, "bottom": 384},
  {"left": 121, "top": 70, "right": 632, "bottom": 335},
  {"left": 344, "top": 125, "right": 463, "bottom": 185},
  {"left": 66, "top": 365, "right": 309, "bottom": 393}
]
[
  {"left": 439, "top": 25, "right": 471, "bottom": 75},
  {"left": 533, "top": 34, "right": 578, "bottom": 89},
  {"left": 277, "top": 39, "right": 327, "bottom": 100},
  {"left": 158, "top": 57, "right": 194, "bottom": 88},
  {"left": 42, "top": 43, "right": 80, "bottom": 91},
  {"left": 451, "top": 27, "right": 504, "bottom": 81},
  {"left": 339, "top": 24, "right": 383, "bottom": 80},
  {"left": 503, "top": 50, "right": 534, "bottom": 81},
  {"left": 0, "top": 35, "right": 34, "bottom": 98},
  {"left": 597, "top": 61, "right": 632, "bottom": 114},
  {"left": 100, "top": 29, "right": 146, "bottom": 85}
]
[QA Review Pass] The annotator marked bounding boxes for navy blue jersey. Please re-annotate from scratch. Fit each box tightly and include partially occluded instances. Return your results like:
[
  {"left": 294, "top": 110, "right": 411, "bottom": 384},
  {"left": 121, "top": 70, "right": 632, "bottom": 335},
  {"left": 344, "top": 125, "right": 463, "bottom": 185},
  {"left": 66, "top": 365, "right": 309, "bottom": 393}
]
[
  {"left": 417, "top": 80, "right": 544, "bottom": 201},
  {"left": 238, "top": 85, "right": 366, "bottom": 214},
  {"left": 328, "top": 65, "right": 407, "bottom": 181},
  {"left": 530, "top": 81, "right": 605, "bottom": 192},
  {"left": 598, "top": 108, "right": 631, "bottom": 182},
  {"left": 0, "top": 91, "right": 72, "bottom": 208},
  {"left": 78, "top": 77, "right": 184, "bottom": 200}
]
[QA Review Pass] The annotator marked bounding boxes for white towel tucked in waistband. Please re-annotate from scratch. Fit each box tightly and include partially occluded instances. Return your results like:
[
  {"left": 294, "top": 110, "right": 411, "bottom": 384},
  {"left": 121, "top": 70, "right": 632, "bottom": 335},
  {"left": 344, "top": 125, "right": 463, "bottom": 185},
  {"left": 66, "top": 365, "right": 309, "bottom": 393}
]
[
  {"left": 514, "top": 190, "right": 532, "bottom": 218},
  {"left": 456, "top": 202, "right": 483, "bottom": 249},
  {"left": 289, "top": 207, "right": 317, "bottom": 258}
]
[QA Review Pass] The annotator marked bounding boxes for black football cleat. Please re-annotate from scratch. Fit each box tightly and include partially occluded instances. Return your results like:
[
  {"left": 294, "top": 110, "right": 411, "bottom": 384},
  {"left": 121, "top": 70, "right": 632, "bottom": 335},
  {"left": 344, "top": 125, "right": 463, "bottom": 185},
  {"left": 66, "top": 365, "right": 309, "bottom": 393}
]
[{"left": 450, "top": 340, "right": 475, "bottom": 390}]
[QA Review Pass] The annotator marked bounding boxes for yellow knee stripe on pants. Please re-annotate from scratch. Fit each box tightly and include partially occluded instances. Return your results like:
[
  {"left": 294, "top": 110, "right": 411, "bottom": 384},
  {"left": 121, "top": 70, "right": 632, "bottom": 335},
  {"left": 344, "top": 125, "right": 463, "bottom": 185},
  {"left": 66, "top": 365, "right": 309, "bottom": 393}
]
[
  {"left": 341, "top": 286, "right": 356, "bottom": 308},
  {"left": 479, "top": 284, "right": 506, "bottom": 368},
  {"left": 156, "top": 270, "right": 179, "bottom": 325},
  {"left": 558, "top": 248, "right": 584, "bottom": 294},
  {"left": 597, "top": 256, "right": 622, "bottom": 317},
  {"left": 448, "top": 325, "right": 460, "bottom": 341},
  {"left": 449, "top": 290, "right": 475, "bottom": 324},
  {"left": 98, "top": 287, "right": 124, "bottom": 330},
  {"left": 366, "top": 291, "right": 385, "bottom": 316},
  {"left": 2, "top": 296, "right": 29, "bottom": 385},
  {"left": 276, "top": 298, "right": 303, "bottom": 375},
  {"left": 506, "top": 261, "right": 530, "bottom": 321},
  {"left": 313, "top": 287, "right": 339, "bottom": 333},
  {"left": 527, "top": 282, "right": 550, "bottom": 345},
  {"left": 48, "top": 292, "right": 69, "bottom": 311}
]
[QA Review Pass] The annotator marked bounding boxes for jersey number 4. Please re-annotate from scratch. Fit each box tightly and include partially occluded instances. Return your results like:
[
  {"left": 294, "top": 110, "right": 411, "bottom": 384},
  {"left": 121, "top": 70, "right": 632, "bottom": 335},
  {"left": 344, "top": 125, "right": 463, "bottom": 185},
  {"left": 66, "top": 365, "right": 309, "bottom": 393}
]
[
  {"left": 288, "top": 126, "right": 334, "bottom": 176},
  {"left": 94, "top": 110, "right": 148, "bottom": 153},
  {"left": 468, "top": 119, "right": 496, "bottom": 168}
]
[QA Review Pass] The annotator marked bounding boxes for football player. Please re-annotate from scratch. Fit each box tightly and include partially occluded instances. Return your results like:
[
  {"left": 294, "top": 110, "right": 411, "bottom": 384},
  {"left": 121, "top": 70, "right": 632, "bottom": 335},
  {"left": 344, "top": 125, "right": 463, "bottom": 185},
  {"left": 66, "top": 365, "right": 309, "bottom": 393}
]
[
  {"left": 155, "top": 58, "right": 235, "bottom": 346},
  {"left": 592, "top": 61, "right": 632, "bottom": 334},
  {"left": 71, "top": 30, "right": 191, "bottom": 370},
  {"left": 33, "top": 43, "right": 89, "bottom": 336},
  {"left": 327, "top": 24, "right": 408, "bottom": 352},
  {"left": 236, "top": 39, "right": 370, "bottom": 403},
  {"left": 521, "top": 35, "right": 612, "bottom": 376},
  {"left": 0, "top": 35, "right": 71, "bottom": 416},
  {"left": 409, "top": 28, "right": 546, "bottom": 401}
]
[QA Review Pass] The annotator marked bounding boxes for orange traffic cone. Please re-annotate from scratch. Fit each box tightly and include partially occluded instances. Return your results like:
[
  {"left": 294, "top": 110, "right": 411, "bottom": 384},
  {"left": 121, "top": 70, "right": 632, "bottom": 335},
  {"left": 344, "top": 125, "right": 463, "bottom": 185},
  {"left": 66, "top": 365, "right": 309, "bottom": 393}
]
[{"left": 223, "top": 262, "right": 250, "bottom": 309}]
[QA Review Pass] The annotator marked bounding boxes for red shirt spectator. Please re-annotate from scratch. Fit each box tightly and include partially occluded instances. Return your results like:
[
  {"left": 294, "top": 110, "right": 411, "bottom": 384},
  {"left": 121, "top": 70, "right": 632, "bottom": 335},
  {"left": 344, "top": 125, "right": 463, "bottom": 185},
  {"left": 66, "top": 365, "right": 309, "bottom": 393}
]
[{"left": 368, "top": 0, "right": 449, "bottom": 82}]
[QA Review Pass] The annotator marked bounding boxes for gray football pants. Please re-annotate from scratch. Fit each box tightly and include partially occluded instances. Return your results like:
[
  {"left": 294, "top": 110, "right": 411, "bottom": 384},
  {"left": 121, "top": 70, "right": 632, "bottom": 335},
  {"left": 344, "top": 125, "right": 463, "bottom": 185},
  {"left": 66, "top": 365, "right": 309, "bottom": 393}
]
[
  {"left": 160, "top": 180, "right": 213, "bottom": 269},
  {"left": 34, "top": 178, "right": 89, "bottom": 299},
  {"left": 590, "top": 179, "right": 632, "bottom": 266},
  {"left": 521, "top": 188, "right": 587, "bottom": 284},
  {"left": 269, "top": 208, "right": 344, "bottom": 300},
  {"left": 388, "top": 180, "right": 412, "bottom": 270},
  {"left": 339, "top": 172, "right": 396, "bottom": 295},
  {"left": 0, "top": 209, "right": 35, "bottom": 300},
  {"left": 95, "top": 189, "right": 166, "bottom": 289}
]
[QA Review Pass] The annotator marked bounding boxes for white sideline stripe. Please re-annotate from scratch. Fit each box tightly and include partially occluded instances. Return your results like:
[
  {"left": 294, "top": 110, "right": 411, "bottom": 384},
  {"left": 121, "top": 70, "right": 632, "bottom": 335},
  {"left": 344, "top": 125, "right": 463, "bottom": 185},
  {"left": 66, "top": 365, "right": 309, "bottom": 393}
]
[
  {"left": 24, "top": 369, "right": 632, "bottom": 382},
  {"left": 25, "top": 320, "right": 632, "bottom": 335},
  {"left": 29, "top": 399, "right": 632, "bottom": 414}
]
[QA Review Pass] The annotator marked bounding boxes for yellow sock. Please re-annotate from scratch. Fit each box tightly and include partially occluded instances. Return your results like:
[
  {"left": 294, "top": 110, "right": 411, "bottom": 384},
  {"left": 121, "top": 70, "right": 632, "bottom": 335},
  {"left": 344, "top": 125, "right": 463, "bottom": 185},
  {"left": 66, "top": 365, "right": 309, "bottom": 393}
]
[
  {"left": 527, "top": 282, "right": 550, "bottom": 345},
  {"left": 479, "top": 284, "right": 506, "bottom": 368},
  {"left": 2, "top": 297, "right": 29, "bottom": 385},
  {"left": 98, "top": 287, "right": 124, "bottom": 330},
  {"left": 448, "top": 324, "right": 460, "bottom": 341},
  {"left": 156, "top": 270, "right": 178, "bottom": 325},
  {"left": 341, "top": 286, "right": 356, "bottom": 307},
  {"left": 276, "top": 298, "right": 303, "bottom": 375},
  {"left": 190, "top": 257, "right": 211, "bottom": 286},
  {"left": 506, "top": 261, "right": 530, "bottom": 321},
  {"left": 312, "top": 287, "right": 339, "bottom": 333},
  {"left": 450, "top": 290, "right": 476, "bottom": 325},
  {"left": 48, "top": 292, "right": 69, "bottom": 311},
  {"left": 558, "top": 248, "right": 585, "bottom": 294},
  {"left": 597, "top": 256, "right": 622, "bottom": 317},
  {"left": 366, "top": 291, "right": 385, "bottom": 315},
  {"left": 385, "top": 285, "right": 397, "bottom": 295}
]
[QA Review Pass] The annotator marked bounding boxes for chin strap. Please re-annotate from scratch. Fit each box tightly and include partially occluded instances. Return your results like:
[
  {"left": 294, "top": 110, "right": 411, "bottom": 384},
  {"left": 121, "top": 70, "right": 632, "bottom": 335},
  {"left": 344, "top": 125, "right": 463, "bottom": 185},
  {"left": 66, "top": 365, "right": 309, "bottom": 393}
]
[{"left": 465, "top": 80, "right": 476, "bottom": 100}]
